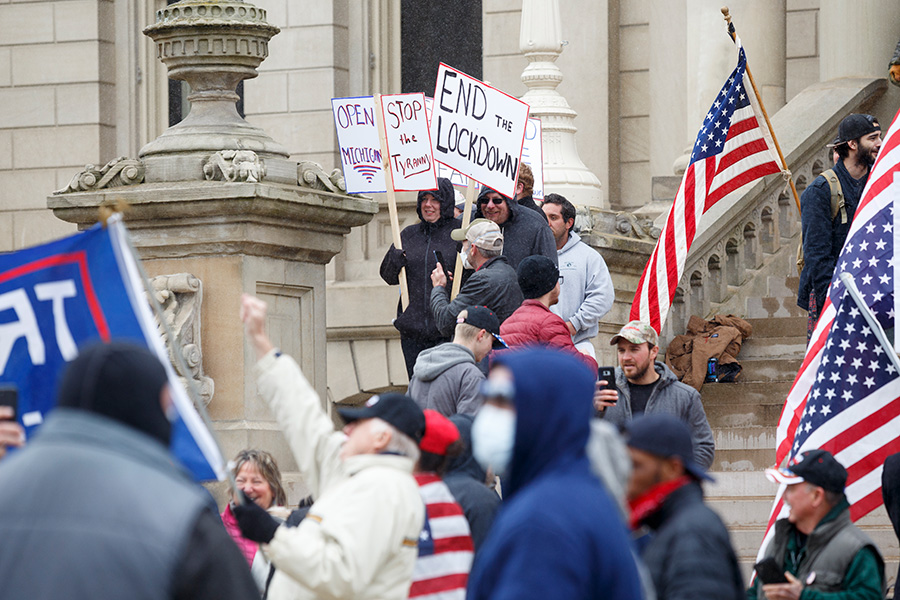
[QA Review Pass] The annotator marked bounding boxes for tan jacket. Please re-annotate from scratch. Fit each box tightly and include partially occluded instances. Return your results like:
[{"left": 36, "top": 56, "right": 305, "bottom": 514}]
[
  {"left": 255, "top": 351, "right": 424, "bottom": 600},
  {"left": 665, "top": 314, "right": 752, "bottom": 391}
]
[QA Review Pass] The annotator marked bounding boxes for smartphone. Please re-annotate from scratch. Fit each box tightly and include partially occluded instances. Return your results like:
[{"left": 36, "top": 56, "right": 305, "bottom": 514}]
[
  {"left": 754, "top": 558, "right": 788, "bottom": 585},
  {"left": 598, "top": 367, "right": 616, "bottom": 401},
  {"left": 0, "top": 386, "right": 18, "bottom": 420},
  {"left": 433, "top": 250, "right": 451, "bottom": 276}
]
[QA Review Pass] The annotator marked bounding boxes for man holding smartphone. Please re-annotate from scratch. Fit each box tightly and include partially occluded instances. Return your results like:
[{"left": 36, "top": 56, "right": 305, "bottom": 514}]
[
  {"left": 595, "top": 320, "right": 714, "bottom": 471},
  {"left": 0, "top": 404, "right": 24, "bottom": 461}
]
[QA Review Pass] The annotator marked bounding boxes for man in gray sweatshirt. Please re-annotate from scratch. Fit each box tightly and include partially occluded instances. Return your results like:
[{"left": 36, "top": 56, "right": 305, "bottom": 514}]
[
  {"left": 408, "top": 306, "right": 507, "bottom": 416},
  {"left": 542, "top": 194, "right": 614, "bottom": 359}
]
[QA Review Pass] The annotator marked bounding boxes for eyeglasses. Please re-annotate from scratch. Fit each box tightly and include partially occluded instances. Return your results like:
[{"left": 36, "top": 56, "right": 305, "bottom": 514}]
[{"left": 479, "top": 197, "right": 505, "bottom": 206}]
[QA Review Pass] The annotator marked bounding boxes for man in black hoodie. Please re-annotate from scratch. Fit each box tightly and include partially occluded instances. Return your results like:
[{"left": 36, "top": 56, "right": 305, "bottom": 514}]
[
  {"left": 381, "top": 177, "right": 462, "bottom": 377},
  {"left": 474, "top": 186, "right": 557, "bottom": 269}
]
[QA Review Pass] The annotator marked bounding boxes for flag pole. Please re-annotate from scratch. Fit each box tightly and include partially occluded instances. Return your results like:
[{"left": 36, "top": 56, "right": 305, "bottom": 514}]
[
  {"left": 114, "top": 216, "right": 239, "bottom": 496},
  {"left": 839, "top": 272, "right": 900, "bottom": 372},
  {"left": 721, "top": 6, "right": 802, "bottom": 216}
]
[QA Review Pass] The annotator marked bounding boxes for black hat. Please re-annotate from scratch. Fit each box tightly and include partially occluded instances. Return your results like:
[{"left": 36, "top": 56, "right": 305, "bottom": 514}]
[
  {"left": 827, "top": 114, "right": 880, "bottom": 147},
  {"left": 457, "top": 305, "right": 507, "bottom": 349},
  {"left": 517, "top": 255, "right": 559, "bottom": 299},
  {"left": 338, "top": 393, "right": 426, "bottom": 443},
  {"left": 627, "top": 413, "right": 713, "bottom": 482},
  {"left": 766, "top": 449, "right": 847, "bottom": 494}
]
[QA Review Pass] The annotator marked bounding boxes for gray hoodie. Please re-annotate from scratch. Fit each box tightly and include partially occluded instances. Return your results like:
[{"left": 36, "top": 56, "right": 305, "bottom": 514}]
[
  {"left": 407, "top": 342, "right": 485, "bottom": 416},
  {"left": 549, "top": 232, "right": 614, "bottom": 346}
]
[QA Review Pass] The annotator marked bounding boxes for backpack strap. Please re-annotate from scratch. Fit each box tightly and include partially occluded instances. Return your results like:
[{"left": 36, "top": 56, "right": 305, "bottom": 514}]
[{"left": 821, "top": 168, "right": 846, "bottom": 224}]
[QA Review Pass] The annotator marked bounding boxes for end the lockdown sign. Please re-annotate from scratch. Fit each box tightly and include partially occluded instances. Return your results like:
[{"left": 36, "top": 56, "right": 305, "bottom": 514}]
[
  {"left": 430, "top": 63, "right": 530, "bottom": 199},
  {"left": 332, "top": 96, "right": 386, "bottom": 194}
]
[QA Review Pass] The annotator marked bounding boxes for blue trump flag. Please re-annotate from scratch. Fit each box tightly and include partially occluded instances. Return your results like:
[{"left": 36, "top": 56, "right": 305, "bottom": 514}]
[{"left": 0, "top": 217, "right": 225, "bottom": 481}]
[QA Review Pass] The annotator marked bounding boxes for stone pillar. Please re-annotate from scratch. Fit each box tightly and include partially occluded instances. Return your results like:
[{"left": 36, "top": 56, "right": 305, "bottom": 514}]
[
  {"left": 47, "top": 0, "right": 378, "bottom": 504},
  {"left": 519, "top": 0, "right": 604, "bottom": 208},
  {"left": 819, "top": 0, "right": 900, "bottom": 81},
  {"left": 676, "top": 1, "right": 785, "bottom": 174}
]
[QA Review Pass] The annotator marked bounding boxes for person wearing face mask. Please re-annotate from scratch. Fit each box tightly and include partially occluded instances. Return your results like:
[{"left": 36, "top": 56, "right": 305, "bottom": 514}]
[
  {"left": 466, "top": 348, "right": 643, "bottom": 600},
  {"left": 381, "top": 178, "right": 462, "bottom": 377},
  {"left": 430, "top": 219, "right": 523, "bottom": 339},
  {"left": 0, "top": 341, "right": 259, "bottom": 600}
]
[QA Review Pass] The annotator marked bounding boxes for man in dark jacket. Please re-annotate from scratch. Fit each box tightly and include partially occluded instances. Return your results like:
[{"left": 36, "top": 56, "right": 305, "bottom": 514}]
[
  {"left": 430, "top": 219, "right": 523, "bottom": 338},
  {"left": 0, "top": 341, "right": 258, "bottom": 600},
  {"left": 513, "top": 163, "right": 544, "bottom": 216},
  {"left": 626, "top": 413, "right": 744, "bottom": 600},
  {"left": 466, "top": 348, "right": 642, "bottom": 600},
  {"left": 596, "top": 320, "right": 715, "bottom": 470},
  {"left": 749, "top": 449, "right": 884, "bottom": 600},
  {"left": 798, "top": 114, "right": 881, "bottom": 332},
  {"left": 381, "top": 177, "right": 462, "bottom": 376},
  {"left": 883, "top": 453, "right": 900, "bottom": 587},
  {"left": 444, "top": 414, "right": 500, "bottom": 554},
  {"left": 474, "top": 186, "right": 556, "bottom": 269}
]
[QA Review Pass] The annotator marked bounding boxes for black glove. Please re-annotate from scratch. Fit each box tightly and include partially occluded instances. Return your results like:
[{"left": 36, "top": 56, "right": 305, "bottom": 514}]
[
  {"left": 384, "top": 246, "right": 407, "bottom": 272},
  {"left": 232, "top": 492, "right": 280, "bottom": 544}
]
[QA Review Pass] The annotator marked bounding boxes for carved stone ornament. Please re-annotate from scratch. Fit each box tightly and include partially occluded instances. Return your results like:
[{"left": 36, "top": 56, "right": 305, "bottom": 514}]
[
  {"left": 149, "top": 273, "right": 214, "bottom": 406},
  {"left": 298, "top": 161, "right": 347, "bottom": 193},
  {"left": 54, "top": 157, "right": 145, "bottom": 194},
  {"left": 203, "top": 150, "right": 266, "bottom": 182},
  {"left": 615, "top": 212, "right": 661, "bottom": 240}
]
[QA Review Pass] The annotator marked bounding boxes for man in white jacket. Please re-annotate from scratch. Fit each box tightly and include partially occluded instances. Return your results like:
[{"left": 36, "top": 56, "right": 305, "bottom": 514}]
[
  {"left": 235, "top": 294, "right": 426, "bottom": 600},
  {"left": 542, "top": 194, "right": 614, "bottom": 359}
]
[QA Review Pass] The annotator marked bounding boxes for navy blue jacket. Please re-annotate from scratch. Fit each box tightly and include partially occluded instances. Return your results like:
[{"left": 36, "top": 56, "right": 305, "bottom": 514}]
[
  {"left": 797, "top": 159, "right": 869, "bottom": 309},
  {"left": 466, "top": 349, "right": 642, "bottom": 600}
]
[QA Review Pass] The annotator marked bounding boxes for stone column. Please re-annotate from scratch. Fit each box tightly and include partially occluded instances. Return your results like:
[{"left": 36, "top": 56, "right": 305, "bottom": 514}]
[
  {"left": 519, "top": 0, "right": 604, "bottom": 208},
  {"left": 47, "top": 0, "right": 378, "bottom": 504},
  {"left": 819, "top": 0, "right": 900, "bottom": 81}
]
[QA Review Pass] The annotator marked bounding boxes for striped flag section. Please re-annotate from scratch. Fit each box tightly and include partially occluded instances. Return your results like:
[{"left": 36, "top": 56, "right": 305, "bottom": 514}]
[
  {"left": 759, "top": 105, "right": 900, "bottom": 560},
  {"left": 409, "top": 473, "right": 474, "bottom": 599},
  {"left": 630, "top": 45, "right": 781, "bottom": 332}
]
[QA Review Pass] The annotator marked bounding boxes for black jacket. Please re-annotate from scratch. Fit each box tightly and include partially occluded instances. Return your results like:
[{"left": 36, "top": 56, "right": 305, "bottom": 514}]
[
  {"left": 474, "top": 188, "right": 557, "bottom": 269},
  {"left": 516, "top": 194, "right": 545, "bottom": 218},
  {"left": 380, "top": 178, "right": 461, "bottom": 342},
  {"left": 797, "top": 159, "right": 869, "bottom": 309},
  {"left": 883, "top": 453, "right": 900, "bottom": 585},
  {"left": 639, "top": 482, "right": 744, "bottom": 600}
]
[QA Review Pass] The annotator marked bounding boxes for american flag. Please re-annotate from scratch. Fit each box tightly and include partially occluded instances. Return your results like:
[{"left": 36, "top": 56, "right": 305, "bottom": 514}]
[
  {"left": 759, "top": 105, "right": 900, "bottom": 560},
  {"left": 409, "top": 473, "right": 473, "bottom": 599},
  {"left": 630, "top": 46, "right": 782, "bottom": 332}
]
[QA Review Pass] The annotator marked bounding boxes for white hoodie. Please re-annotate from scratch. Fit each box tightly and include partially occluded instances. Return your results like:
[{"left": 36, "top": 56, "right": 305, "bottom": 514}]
[{"left": 549, "top": 232, "right": 614, "bottom": 345}]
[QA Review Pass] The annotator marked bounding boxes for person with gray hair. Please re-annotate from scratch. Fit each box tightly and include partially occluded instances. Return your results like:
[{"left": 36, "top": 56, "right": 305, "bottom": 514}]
[
  {"left": 429, "top": 219, "right": 523, "bottom": 338},
  {"left": 234, "top": 294, "right": 426, "bottom": 600}
]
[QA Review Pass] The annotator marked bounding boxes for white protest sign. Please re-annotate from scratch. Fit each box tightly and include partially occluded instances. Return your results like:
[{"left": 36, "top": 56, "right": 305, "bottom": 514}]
[
  {"left": 430, "top": 63, "right": 530, "bottom": 199},
  {"left": 424, "top": 97, "right": 479, "bottom": 191},
  {"left": 522, "top": 117, "right": 544, "bottom": 199},
  {"left": 331, "top": 96, "right": 386, "bottom": 193},
  {"left": 379, "top": 93, "right": 437, "bottom": 192}
]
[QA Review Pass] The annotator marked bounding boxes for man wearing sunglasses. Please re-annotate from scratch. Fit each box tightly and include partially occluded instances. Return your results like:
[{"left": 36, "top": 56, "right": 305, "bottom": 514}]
[{"left": 473, "top": 187, "right": 556, "bottom": 270}]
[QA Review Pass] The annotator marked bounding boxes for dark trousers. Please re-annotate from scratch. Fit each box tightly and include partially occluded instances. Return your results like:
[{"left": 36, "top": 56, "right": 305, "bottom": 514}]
[{"left": 400, "top": 335, "right": 443, "bottom": 379}]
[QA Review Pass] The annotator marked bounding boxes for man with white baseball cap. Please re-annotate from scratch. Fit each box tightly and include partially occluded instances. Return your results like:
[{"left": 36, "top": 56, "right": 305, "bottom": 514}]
[
  {"left": 748, "top": 449, "right": 884, "bottom": 600},
  {"left": 429, "top": 219, "right": 523, "bottom": 339}
]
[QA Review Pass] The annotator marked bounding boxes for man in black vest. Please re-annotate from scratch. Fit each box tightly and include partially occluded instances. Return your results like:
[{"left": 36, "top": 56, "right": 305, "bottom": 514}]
[
  {"left": 750, "top": 449, "right": 884, "bottom": 600},
  {"left": 0, "top": 342, "right": 258, "bottom": 600}
]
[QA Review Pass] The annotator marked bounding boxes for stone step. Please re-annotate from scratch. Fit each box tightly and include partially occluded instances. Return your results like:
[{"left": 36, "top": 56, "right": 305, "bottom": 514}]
[
  {"left": 701, "top": 381, "right": 792, "bottom": 405},
  {"left": 713, "top": 448, "right": 777, "bottom": 472},
  {"left": 743, "top": 316, "right": 807, "bottom": 339},
  {"left": 727, "top": 524, "right": 899, "bottom": 560},
  {"left": 707, "top": 497, "right": 896, "bottom": 530},
  {"left": 739, "top": 336, "right": 807, "bottom": 359},
  {"left": 746, "top": 295, "right": 807, "bottom": 318},
  {"left": 736, "top": 357, "right": 803, "bottom": 383},
  {"left": 706, "top": 398, "right": 781, "bottom": 430}
]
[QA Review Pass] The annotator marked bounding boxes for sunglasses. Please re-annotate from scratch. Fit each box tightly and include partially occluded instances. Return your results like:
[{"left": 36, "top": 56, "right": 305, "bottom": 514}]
[{"left": 479, "top": 197, "right": 505, "bottom": 206}]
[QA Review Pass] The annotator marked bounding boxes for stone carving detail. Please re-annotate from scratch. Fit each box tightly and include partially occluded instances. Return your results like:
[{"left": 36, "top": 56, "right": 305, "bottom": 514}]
[
  {"left": 615, "top": 212, "right": 661, "bottom": 240},
  {"left": 298, "top": 161, "right": 347, "bottom": 193},
  {"left": 149, "top": 273, "right": 214, "bottom": 406},
  {"left": 203, "top": 150, "right": 266, "bottom": 182},
  {"left": 55, "top": 157, "right": 145, "bottom": 194}
]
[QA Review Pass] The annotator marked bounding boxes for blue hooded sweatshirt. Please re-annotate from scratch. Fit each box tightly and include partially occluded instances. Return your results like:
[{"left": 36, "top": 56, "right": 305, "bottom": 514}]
[{"left": 466, "top": 348, "right": 643, "bottom": 600}]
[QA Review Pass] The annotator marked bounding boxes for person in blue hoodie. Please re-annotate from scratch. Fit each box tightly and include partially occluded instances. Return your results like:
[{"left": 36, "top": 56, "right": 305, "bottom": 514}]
[{"left": 466, "top": 348, "right": 643, "bottom": 600}]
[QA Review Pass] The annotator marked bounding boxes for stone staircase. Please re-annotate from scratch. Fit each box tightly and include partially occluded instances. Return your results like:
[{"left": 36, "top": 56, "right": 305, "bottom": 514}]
[{"left": 697, "top": 279, "right": 899, "bottom": 587}]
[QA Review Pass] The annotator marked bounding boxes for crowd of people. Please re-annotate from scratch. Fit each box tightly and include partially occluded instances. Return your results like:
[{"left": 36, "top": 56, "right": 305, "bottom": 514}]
[{"left": 0, "top": 119, "right": 897, "bottom": 599}]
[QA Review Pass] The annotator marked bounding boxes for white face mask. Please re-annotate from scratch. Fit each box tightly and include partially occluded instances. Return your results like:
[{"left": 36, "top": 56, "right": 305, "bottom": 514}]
[
  {"left": 461, "top": 246, "right": 475, "bottom": 270},
  {"left": 472, "top": 403, "right": 516, "bottom": 477}
]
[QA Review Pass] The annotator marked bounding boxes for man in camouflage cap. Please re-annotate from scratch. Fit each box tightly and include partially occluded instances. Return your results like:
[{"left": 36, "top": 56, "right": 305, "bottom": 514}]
[{"left": 595, "top": 320, "right": 715, "bottom": 470}]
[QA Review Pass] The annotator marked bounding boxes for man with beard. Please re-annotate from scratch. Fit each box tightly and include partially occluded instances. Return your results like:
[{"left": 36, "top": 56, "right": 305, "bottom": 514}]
[
  {"left": 798, "top": 114, "right": 881, "bottom": 334},
  {"left": 594, "top": 320, "right": 714, "bottom": 470}
]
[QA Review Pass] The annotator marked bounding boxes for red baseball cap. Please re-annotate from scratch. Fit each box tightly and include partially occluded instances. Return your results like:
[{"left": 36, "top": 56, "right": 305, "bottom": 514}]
[{"left": 419, "top": 410, "right": 460, "bottom": 455}]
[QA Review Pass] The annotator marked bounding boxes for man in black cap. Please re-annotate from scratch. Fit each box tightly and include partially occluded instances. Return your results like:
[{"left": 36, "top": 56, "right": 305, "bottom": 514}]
[
  {"left": 499, "top": 255, "right": 598, "bottom": 371},
  {"left": 750, "top": 449, "right": 885, "bottom": 600},
  {"left": 408, "top": 305, "right": 506, "bottom": 417},
  {"left": 625, "top": 413, "right": 744, "bottom": 600},
  {"left": 0, "top": 341, "right": 259, "bottom": 600},
  {"left": 798, "top": 113, "right": 882, "bottom": 336},
  {"left": 236, "top": 294, "right": 426, "bottom": 599}
]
